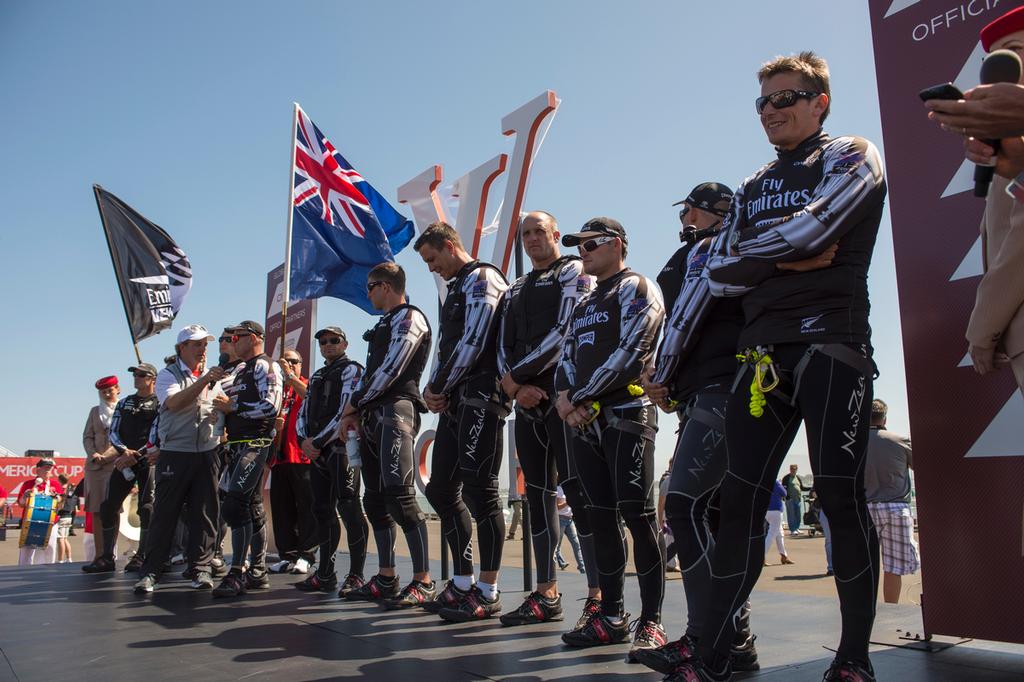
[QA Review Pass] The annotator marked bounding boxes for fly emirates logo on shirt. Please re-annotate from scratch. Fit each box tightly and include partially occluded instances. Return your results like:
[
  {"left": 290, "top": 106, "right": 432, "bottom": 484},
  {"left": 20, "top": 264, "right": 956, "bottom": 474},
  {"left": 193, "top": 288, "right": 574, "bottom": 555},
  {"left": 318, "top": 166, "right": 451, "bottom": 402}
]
[
  {"left": 572, "top": 304, "right": 610, "bottom": 339},
  {"left": 747, "top": 177, "right": 812, "bottom": 222}
]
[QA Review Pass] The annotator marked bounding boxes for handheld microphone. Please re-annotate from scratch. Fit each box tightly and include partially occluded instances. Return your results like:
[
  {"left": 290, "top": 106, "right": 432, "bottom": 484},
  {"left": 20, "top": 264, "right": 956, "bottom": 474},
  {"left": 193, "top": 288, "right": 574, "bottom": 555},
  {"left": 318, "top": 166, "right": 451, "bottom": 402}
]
[
  {"left": 681, "top": 225, "right": 721, "bottom": 245},
  {"left": 974, "top": 49, "right": 1022, "bottom": 198}
]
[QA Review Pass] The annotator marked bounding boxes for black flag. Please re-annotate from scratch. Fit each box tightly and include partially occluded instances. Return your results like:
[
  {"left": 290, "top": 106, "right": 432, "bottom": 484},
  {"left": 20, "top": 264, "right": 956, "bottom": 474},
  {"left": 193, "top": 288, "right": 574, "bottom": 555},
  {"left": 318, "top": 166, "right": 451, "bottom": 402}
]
[{"left": 93, "top": 185, "right": 193, "bottom": 342}]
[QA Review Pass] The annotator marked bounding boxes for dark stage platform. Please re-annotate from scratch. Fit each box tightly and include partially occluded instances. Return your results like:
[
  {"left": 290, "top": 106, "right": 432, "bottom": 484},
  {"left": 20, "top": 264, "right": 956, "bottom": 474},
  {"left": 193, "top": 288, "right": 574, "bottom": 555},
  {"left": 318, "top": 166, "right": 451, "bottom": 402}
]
[{"left": 1, "top": 555, "right": 1022, "bottom": 681}]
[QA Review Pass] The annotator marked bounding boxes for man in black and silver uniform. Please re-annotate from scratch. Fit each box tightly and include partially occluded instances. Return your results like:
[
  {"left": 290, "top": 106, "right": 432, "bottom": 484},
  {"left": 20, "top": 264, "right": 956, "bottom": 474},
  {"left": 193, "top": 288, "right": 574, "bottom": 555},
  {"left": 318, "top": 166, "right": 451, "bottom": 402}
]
[
  {"left": 295, "top": 325, "right": 367, "bottom": 597},
  {"left": 415, "top": 221, "right": 510, "bottom": 622},
  {"left": 672, "top": 52, "right": 886, "bottom": 682},
  {"left": 554, "top": 217, "right": 667, "bottom": 661},
  {"left": 83, "top": 362, "right": 160, "bottom": 574},
  {"left": 495, "top": 211, "right": 598, "bottom": 629},
  {"left": 339, "top": 261, "right": 436, "bottom": 609},
  {"left": 211, "top": 320, "right": 283, "bottom": 598}
]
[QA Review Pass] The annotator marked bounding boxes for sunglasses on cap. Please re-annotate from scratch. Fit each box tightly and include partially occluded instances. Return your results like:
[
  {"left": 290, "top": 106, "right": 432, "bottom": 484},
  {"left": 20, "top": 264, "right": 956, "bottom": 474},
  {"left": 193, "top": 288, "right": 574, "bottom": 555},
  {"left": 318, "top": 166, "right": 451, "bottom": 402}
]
[
  {"left": 755, "top": 89, "right": 820, "bottom": 114},
  {"left": 579, "top": 236, "right": 617, "bottom": 253},
  {"left": 318, "top": 337, "right": 343, "bottom": 346}
]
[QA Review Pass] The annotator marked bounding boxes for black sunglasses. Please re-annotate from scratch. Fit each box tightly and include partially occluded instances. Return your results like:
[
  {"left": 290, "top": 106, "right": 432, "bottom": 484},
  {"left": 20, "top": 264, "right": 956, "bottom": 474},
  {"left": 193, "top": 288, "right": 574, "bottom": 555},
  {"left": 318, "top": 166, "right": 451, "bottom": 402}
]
[
  {"left": 218, "top": 336, "right": 234, "bottom": 343},
  {"left": 282, "top": 358, "right": 301, "bottom": 365},
  {"left": 367, "top": 281, "right": 386, "bottom": 293},
  {"left": 755, "top": 89, "right": 820, "bottom": 114},
  {"left": 318, "top": 337, "right": 343, "bottom": 346},
  {"left": 677, "top": 204, "right": 691, "bottom": 226},
  {"left": 133, "top": 372, "right": 154, "bottom": 379},
  {"left": 580, "top": 236, "right": 616, "bottom": 253}
]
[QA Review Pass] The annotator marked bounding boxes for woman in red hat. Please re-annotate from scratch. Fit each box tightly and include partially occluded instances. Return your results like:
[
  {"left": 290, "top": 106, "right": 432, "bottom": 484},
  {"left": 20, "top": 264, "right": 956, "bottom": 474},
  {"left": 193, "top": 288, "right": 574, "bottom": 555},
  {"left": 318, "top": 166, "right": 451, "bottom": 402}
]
[{"left": 82, "top": 375, "right": 120, "bottom": 562}]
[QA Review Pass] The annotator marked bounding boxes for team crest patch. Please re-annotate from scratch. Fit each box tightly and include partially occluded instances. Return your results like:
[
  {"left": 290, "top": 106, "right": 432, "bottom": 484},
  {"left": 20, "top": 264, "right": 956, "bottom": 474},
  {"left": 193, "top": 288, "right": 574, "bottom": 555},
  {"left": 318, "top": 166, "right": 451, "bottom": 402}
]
[
  {"left": 625, "top": 298, "right": 647, "bottom": 319},
  {"left": 397, "top": 318, "right": 412, "bottom": 332},
  {"left": 471, "top": 280, "right": 488, "bottom": 298},
  {"left": 576, "top": 276, "right": 591, "bottom": 293}
]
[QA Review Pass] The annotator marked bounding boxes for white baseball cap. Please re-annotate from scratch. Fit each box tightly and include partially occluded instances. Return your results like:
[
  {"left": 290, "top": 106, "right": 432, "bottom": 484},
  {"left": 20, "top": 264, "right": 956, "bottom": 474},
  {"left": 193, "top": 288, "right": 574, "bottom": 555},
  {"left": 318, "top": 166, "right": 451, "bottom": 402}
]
[{"left": 176, "top": 324, "right": 214, "bottom": 344}]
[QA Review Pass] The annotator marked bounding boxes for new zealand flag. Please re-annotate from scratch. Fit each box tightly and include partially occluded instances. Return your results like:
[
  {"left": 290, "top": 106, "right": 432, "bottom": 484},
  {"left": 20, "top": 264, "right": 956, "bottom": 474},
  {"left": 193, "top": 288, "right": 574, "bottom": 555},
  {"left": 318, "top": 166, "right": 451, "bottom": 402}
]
[{"left": 289, "top": 106, "right": 414, "bottom": 314}]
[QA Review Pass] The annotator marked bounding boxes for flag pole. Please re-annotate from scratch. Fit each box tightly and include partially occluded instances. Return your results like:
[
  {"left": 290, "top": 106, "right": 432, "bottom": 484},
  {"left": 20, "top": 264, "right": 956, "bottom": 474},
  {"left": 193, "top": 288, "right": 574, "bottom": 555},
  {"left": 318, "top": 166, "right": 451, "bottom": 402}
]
[
  {"left": 93, "top": 184, "right": 144, "bottom": 365},
  {"left": 280, "top": 102, "right": 300, "bottom": 359}
]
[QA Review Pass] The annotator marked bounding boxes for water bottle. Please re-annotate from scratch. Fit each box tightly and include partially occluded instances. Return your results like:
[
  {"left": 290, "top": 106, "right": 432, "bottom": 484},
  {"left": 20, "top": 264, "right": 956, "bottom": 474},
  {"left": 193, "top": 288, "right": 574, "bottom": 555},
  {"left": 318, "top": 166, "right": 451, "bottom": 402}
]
[{"left": 345, "top": 429, "right": 362, "bottom": 469}]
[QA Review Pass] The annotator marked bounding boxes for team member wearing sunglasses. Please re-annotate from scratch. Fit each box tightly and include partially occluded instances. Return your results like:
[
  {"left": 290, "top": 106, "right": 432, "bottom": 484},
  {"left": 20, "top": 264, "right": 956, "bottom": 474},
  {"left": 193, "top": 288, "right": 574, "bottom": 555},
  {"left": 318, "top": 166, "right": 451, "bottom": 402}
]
[
  {"left": 83, "top": 363, "right": 161, "bottom": 574},
  {"left": 414, "top": 221, "right": 510, "bottom": 622},
  {"left": 211, "top": 320, "right": 283, "bottom": 597},
  {"left": 295, "top": 326, "right": 368, "bottom": 597},
  {"left": 669, "top": 52, "right": 886, "bottom": 682},
  {"left": 555, "top": 218, "right": 667, "bottom": 661},
  {"left": 495, "top": 211, "right": 598, "bottom": 629},
  {"left": 339, "top": 262, "right": 435, "bottom": 607}
]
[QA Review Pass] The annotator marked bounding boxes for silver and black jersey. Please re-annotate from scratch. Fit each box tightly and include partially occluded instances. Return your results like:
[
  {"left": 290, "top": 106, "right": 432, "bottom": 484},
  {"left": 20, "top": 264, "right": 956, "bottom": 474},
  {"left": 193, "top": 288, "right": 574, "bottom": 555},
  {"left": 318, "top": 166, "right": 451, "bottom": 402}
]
[
  {"left": 556, "top": 268, "right": 664, "bottom": 407},
  {"left": 429, "top": 259, "right": 509, "bottom": 395},
  {"left": 352, "top": 303, "right": 431, "bottom": 412},
  {"left": 652, "top": 236, "right": 743, "bottom": 401},
  {"left": 109, "top": 393, "right": 160, "bottom": 453},
  {"left": 707, "top": 130, "right": 887, "bottom": 348},
  {"left": 296, "top": 355, "right": 363, "bottom": 449},
  {"left": 223, "top": 353, "right": 283, "bottom": 441},
  {"left": 498, "top": 255, "right": 592, "bottom": 393},
  {"left": 657, "top": 244, "right": 692, "bottom": 316}
]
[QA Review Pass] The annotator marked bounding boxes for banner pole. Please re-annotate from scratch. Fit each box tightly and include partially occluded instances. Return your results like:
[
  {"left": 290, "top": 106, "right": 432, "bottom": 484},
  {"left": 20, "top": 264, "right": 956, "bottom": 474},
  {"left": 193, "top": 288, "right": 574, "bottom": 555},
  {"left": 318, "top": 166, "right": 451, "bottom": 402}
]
[
  {"left": 93, "top": 184, "right": 142, "bottom": 362},
  {"left": 280, "top": 103, "right": 300, "bottom": 358}
]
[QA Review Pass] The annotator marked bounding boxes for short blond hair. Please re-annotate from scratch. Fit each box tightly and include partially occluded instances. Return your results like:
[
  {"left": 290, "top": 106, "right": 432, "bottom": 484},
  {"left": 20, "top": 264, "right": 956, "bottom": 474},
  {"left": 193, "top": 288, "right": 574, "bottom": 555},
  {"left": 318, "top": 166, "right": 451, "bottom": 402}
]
[{"left": 758, "top": 51, "right": 831, "bottom": 124}]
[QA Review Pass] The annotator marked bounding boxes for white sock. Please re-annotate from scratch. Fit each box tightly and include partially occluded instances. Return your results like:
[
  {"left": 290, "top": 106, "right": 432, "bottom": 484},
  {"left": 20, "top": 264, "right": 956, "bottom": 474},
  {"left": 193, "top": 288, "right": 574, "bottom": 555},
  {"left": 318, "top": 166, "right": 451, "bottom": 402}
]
[
  {"left": 453, "top": 574, "right": 474, "bottom": 592},
  {"left": 476, "top": 580, "right": 498, "bottom": 600}
]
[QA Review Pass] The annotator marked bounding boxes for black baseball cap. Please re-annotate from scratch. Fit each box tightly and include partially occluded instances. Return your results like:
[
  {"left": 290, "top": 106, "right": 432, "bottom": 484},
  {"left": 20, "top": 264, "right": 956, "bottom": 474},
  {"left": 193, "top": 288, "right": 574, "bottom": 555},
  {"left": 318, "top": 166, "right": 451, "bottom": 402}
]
[
  {"left": 127, "top": 363, "right": 158, "bottom": 377},
  {"left": 561, "top": 217, "right": 628, "bottom": 247},
  {"left": 672, "top": 182, "right": 734, "bottom": 217},
  {"left": 314, "top": 326, "right": 347, "bottom": 341},
  {"left": 225, "top": 320, "right": 265, "bottom": 337},
  {"left": 36, "top": 457, "right": 55, "bottom": 468}
]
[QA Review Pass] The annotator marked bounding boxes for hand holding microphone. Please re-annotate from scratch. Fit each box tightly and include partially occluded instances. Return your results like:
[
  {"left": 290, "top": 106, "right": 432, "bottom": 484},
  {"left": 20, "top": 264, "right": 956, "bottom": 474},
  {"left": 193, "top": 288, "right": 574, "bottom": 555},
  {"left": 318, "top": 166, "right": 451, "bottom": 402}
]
[{"left": 972, "top": 49, "right": 1023, "bottom": 197}]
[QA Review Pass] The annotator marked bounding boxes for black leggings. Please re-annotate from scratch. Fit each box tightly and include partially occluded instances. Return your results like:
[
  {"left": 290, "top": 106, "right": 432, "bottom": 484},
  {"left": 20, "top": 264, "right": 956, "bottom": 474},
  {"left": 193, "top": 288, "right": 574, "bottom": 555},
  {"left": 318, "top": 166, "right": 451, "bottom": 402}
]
[
  {"left": 220, "top": 442, "right": 270, "bottom": 572},
  {"left": 99, "top": 461, "right": 154, "bottom": 562},
  {"left": 361, "top": 400, "right": 429, "bottom": 575},
  {"left": 310, "top": 442, "right": 368, "bottom": 579},
  {"left": 425, "top": 376, "right": 508, "bottom": 575},
  {"left": 515, "top": 402, "right": 598, "bottom": 587},
  {"left": 698, "top": 343, "right": 879, "bottom": 669},
  {"left": 664, "top": 391, "right": 752, "bottom": 643},
  {"left": 572, "top": 403, "right": 664, "bottom": 622},
  {"left": 268, "top": 462, "right": 317, "bottom": 564}
]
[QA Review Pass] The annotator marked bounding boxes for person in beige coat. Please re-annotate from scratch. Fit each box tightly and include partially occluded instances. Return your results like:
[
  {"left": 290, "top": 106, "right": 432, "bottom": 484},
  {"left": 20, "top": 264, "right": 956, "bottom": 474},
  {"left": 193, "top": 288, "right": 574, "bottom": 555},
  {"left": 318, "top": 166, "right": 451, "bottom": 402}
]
[
  {"left": 957, "top": 11, "right": 1024, "bottom": 394},
  {"left": 83, "top": 375, "right": 120, "bottom": 560}
]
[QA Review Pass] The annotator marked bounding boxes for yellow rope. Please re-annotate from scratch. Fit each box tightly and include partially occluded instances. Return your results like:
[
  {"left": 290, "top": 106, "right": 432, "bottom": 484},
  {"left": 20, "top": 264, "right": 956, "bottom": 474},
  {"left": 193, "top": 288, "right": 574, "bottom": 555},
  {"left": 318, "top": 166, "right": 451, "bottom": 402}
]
[{"left": 736, "top": 350, "right": 779, "bottom": 418}]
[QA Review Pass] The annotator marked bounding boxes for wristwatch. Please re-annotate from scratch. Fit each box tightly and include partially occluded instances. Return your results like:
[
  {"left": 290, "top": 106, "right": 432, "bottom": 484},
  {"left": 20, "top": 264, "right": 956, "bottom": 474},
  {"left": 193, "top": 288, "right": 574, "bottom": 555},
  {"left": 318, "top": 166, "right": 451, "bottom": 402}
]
[{"left": 1007, "top": 170, "right": 1024, "bottom": 203}]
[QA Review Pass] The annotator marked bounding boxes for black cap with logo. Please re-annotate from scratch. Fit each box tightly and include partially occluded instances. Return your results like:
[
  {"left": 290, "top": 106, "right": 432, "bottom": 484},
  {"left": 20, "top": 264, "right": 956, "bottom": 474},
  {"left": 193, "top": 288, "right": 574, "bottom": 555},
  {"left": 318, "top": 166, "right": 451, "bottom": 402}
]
[
  {"left": 672, "top": 182, "right": 734, "bottom": 217},
  {"left": 127, "top": 363, "right": 158, "bottom": 377},
  {"left": 226, "top": 320, "right": 265, "bottom": 337},
  {"left": 561, "top": 217, "right": 628, "bottom": 247},
  {"left": 314, "top": 326, "right": 348, "bottom": 341}
]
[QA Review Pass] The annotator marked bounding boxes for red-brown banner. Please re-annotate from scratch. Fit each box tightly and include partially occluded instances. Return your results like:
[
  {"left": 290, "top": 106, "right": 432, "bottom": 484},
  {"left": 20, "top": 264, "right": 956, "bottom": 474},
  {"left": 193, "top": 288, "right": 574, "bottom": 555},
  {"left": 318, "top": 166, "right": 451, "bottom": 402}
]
[
  {"left": 265, "top": 264, "right": 317, "bottom": 378},
  {"left": 1, "top": 457, "right": 86, "bottom": 519},
  {"left": 869, "top": 0, "right": 1024, "bottom": 644}
]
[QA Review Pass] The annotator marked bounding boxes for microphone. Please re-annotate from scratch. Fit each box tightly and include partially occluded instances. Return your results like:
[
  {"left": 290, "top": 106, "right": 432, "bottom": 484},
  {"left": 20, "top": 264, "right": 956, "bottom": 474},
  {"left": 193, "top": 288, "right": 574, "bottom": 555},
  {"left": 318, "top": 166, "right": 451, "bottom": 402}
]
[
  {"left": 681, "top": 225, "right": 721, "bottom": 245},
  {"left": 974, "top": 49, "right": 1022, "bottom": 198}
]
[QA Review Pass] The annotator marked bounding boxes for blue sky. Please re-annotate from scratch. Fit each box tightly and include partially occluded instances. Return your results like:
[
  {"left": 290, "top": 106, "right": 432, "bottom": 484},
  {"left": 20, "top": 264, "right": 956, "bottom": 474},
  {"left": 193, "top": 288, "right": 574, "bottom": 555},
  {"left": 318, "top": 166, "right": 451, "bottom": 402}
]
[{"left": 0, "top": 1, "right": 907, "bottom": 478}]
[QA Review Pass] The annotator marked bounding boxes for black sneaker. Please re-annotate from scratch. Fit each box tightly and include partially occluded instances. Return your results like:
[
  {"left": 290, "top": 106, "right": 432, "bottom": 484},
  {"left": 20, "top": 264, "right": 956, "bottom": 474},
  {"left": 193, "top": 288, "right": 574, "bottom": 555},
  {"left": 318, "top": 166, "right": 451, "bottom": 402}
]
[
  {"left": 422, "top": 580, "right": 466, "bottom": 613},
  {"left": 211, "top": 557, "right": 229, "bottom": 579},
  {"left": 383, "top": 580, "right": 437, "bottom": 610},
  {"left": 438, "top": 585, "right": 502, "bottom": 622},
  {"left": 245, "top": 570, "right": 271, "bottom": 590},
  {"left": 337, "top": 573, "right": 365, "bottom": 598},
  {"left": 345, "top": 574, "right": 400, "bottom": 601},
  {"left": 133, "top": 573, "right": 157, "bottom": 594},
  {"left": 823, "top": 656, "right": 875, "bottom": 682},
  {"left": 633, "top": 633, "right": 699, "bottom": 674},
  {"left": 499, "top": 592, "right": 564, "bottom": 626},
  {"left": 561, "top": 611, "right": 631, "bottom": 647},
  {"left": 212, "top": 571, "right": 247, "bottom": 598},
  {"left": 82, "top": 557, "right": 116, "bottom": 574},
  {"left": 123, "top": 554, "right": 144, "bottom": 573},
  {"left": 565, "top": 597, "right": 601, "bottom": 636},
  {"left": 627, "top": 618, "right": 668, "bottom": 663},
  {"left": 191, "top": 570, "right": 214, "bottom": 590},
  {"left": 295, "top": 572, "right": 338, "bottom": 593},
  {"left": 730, "top": 633, "right": 760, "bottom": 672},
  {"left": 664, "top": 659, "right": 731, "bottom": 682}
]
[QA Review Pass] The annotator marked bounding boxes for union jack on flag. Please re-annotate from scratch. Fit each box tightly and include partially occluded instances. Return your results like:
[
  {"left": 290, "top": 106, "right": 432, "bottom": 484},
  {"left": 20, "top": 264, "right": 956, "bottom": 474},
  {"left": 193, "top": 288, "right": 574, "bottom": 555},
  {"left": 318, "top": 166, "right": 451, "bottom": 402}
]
[{"left": 288, "top": 105, "right": 414, "bottom": 313}]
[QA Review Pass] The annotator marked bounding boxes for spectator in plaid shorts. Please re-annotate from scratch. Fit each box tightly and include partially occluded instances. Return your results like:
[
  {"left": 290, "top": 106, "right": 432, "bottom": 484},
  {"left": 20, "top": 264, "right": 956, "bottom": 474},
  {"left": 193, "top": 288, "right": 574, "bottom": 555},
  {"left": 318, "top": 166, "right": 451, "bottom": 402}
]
[{"left": 863, "top": 399, "right": 919, "bottom": 603}]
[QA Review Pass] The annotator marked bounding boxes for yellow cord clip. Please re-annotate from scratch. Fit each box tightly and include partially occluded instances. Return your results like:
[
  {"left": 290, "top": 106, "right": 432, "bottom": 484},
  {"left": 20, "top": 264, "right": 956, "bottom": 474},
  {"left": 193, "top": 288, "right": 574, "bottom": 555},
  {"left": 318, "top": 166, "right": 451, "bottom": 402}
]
[{"left": 736, "top": 350, "right": 779, "bottom": 418}]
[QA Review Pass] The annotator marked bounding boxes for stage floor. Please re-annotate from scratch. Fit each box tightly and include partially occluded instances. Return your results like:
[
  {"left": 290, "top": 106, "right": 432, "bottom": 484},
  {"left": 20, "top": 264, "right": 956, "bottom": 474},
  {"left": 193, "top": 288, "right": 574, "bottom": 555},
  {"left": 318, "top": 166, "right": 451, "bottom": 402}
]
[{"left": 1, "top": 555, "right": 1022, "bottom": 681}]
